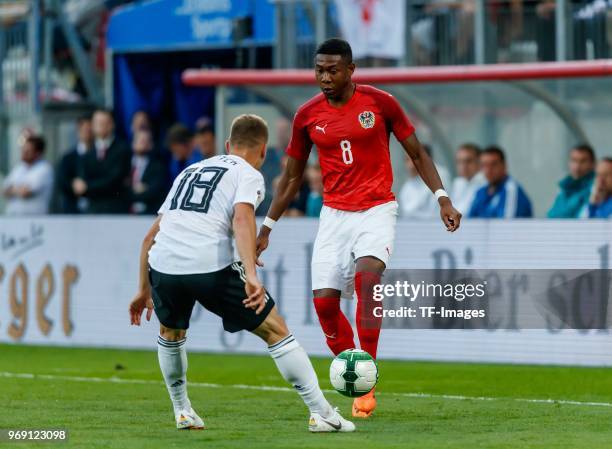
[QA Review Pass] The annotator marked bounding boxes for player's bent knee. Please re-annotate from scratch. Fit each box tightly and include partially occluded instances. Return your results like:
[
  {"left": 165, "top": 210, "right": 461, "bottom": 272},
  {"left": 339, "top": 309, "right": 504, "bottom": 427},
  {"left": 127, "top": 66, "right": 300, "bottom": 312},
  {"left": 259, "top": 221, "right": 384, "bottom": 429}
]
[
  {"left": 313, "top": 288, "right": 341, "bottom": 299},
  {"left": 252, "top": 306, "right": 289, "bottom": 345},
  {"left": 159, "top": 324, "right": 186, "bottom": 341},
  {"left": 355, "top": 256, "right": 386, "bottom": 273}
]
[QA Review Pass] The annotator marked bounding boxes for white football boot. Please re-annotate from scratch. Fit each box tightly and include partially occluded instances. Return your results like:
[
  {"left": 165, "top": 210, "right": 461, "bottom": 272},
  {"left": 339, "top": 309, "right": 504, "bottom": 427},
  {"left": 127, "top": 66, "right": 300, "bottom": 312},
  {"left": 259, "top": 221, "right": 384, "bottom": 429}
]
[
  {"left": 175, "top": 407, "right": 205, "bottom": 430},
  {"left": 308, "top": 407, "right": 356, "bottom": 433}
]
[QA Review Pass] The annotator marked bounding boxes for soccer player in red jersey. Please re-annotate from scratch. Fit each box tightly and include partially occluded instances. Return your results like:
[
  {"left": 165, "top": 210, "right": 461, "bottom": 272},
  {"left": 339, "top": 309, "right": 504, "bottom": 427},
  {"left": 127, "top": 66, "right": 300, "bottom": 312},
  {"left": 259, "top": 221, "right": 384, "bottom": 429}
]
[{"left": 256, "top": 38, "right": 462, "bottom": 417}]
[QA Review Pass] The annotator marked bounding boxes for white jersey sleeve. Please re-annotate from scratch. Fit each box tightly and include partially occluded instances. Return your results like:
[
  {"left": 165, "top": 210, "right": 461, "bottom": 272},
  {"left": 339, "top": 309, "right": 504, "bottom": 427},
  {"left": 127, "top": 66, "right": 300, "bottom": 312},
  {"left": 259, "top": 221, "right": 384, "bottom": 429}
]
[{"left": 233, "top": 169, "right": 265, "bottom": 209}]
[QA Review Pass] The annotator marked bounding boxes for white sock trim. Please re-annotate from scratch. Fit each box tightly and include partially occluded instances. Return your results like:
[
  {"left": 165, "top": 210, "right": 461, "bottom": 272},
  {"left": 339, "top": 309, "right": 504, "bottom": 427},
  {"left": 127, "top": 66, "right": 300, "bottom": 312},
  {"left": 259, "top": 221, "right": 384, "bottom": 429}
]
[
  {"left": 268, "top": 334, "right": 298, "bottom": 358},
  {"left": 157, "top": 335, "right": 186, "bottom": 348}
]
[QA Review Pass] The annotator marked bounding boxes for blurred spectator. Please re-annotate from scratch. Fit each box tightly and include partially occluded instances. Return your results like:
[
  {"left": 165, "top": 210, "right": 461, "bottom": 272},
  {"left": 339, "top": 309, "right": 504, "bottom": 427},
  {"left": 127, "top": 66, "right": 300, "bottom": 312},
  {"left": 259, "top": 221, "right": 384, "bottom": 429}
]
[
  {"left": 589, "top": 158, "right": 612, "bottom": 218},
  {"left": 3, "top": 135, "right": 53, "bottom": 215},
  {"left": 399, "top": 155, "right": 436, "bottom": 218},
  {"left": 259, "top": 117, "right": 290, "bottom": 216},
  {"left": 547, "top": 144, "right": 595, "bottom": 218},
  {"left": 18, "top": 126, "right": 36, "bottom": 143},
  {"left": 73, "top": 109, "right": 131, "bottom": 214},
  {"left": 572, "top": 0, "right": 610, "bottom": 59},
  {"left": 399, "top": 145, "right": 451, "bottom": 218},
  {"left": 195, "top": 116, "right": 213, "bottom": 130},
  {"left": 489, "top": 0, "right": 525, "bottom": 62},
  {"left": 411, "top": 1, "right": 475, "bottom": 65},
  {"left": 469, "top": 146, "right": 533, "bottom": 218},
  {"left": 131, "top": 110, "right": 152, "bottom": 136},
  {"left": 536, "top": 0, "right": 610, "bottom": 61},
  {"left": 56, "top": 116, "right": 94, "bottom": 213},
  {"left": 305, "top": 163, "right": 323, "bottom": 217},
  {"left": 451, "top": 143, "right": 486, "bottom": 215},
  {"left": 335, "top": 0, "right": 405, "bottom": 66},
  {"left": 454, "top": 0, "right": 476, "bottom": 63},
  {"left": 271, "top": 154, "right": 310, "bottom": 217},
  {"left": 536, "top": 0, "right": 558, "bottom": 61},
  {"left": 194, "top": 124, "right": 216, "bottom": 159},
  {"left": 130, "top": 130, "right": 168, "bottom": 214},
  {"left": 166, "top": 124, "right": 202, "bottom": 181}
]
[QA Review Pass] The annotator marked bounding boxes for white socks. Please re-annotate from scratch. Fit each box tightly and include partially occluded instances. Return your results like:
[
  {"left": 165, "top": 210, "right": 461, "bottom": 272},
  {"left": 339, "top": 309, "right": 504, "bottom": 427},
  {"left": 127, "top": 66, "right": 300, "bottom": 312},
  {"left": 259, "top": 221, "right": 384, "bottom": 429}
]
[
  {"left": 268, "top": 334, "right": 333, "bottom": 418},
  {"left": 157, "top": 335, "right": 191, "bottom": 413},
  {"left": 157, "top": 333, "right": 332, "bottom": 419}
]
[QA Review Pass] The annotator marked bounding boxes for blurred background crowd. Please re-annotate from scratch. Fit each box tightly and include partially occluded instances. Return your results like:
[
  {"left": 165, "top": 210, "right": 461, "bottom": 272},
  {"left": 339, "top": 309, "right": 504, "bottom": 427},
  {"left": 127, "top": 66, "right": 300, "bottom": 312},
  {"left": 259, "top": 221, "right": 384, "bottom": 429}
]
[
  {"left": 0, "top": 0, "right": 611, "bottom": 218},
  {"left": 4, "top": 109, "right": 611, "bottom": 219}
]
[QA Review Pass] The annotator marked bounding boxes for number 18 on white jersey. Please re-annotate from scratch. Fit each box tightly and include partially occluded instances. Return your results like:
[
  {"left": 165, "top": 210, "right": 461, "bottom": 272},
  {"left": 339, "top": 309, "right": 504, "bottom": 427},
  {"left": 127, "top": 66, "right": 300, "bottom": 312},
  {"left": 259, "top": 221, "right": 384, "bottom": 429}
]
[{"left": 149, "top": 155, "right": 265, "bottom": 275}]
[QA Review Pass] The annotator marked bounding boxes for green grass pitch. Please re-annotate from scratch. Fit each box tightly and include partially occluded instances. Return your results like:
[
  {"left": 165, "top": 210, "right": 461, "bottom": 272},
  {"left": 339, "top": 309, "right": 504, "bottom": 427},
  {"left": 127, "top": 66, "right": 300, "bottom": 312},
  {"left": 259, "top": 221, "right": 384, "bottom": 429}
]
[{"left": 2, "top": 344, "right": 612, "bottom": 449}]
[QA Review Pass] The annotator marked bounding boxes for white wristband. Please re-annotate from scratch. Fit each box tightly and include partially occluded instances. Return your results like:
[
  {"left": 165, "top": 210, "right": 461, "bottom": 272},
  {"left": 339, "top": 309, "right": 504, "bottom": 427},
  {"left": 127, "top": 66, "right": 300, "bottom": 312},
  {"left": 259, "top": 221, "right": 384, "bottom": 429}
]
[
  {"left": 263, "top": 216, "right": 276, "bottom": 229},
  {"left": 434, "top": 189, "right": 449, "bottom": 200}
]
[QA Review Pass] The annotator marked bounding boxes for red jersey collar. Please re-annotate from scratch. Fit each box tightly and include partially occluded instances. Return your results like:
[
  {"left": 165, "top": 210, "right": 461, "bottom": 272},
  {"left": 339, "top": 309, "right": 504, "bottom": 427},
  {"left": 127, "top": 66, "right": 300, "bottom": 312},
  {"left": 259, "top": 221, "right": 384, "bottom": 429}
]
[{"left": 324, "top": 84, "right": 359, "bottom": 110}]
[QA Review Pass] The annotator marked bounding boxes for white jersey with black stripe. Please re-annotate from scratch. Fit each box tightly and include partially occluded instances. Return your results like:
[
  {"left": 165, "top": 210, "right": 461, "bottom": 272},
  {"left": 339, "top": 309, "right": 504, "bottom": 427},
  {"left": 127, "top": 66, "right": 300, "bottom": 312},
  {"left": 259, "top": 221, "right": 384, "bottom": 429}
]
[{"left": 149, "top": 155, "right": 265, "bottom": 275}]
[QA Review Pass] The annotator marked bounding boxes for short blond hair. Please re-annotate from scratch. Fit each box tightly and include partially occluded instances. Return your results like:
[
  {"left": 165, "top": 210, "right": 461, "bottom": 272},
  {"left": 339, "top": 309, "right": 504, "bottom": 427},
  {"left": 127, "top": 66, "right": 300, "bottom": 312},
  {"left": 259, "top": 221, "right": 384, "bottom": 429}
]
[{"left": 229, "top": 114, "right": 268, "bottom": 149}]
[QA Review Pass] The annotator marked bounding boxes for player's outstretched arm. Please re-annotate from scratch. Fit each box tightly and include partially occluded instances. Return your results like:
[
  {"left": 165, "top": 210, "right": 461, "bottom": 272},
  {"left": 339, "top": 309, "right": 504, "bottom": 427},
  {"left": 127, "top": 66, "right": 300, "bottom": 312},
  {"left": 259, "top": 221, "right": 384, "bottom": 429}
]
[
  {"left": 256, "top": 156, "right": 308, "bottom": 254},
  {"left": 400, "top": 134, "right": 462, "bottom": 232},
  {"left": 129, "top": 216, "right": 160, "bottom": 325},
  {"left": 233, "top": 202, "right": 266, "bottom": 314}
]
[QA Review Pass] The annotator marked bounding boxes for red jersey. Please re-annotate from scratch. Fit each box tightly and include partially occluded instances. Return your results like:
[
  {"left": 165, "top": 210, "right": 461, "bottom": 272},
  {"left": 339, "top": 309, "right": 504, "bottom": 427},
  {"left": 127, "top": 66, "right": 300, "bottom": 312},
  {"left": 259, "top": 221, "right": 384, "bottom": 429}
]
[{"left": 286, "top": 84, "right": 415, "bottom": 211}]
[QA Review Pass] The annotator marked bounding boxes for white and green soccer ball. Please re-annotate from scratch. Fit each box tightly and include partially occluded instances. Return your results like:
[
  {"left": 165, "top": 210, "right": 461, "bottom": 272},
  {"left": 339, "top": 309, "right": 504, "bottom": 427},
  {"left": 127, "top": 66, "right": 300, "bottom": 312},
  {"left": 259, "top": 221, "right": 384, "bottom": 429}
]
[{"left": 329, "top": 349, "right": 378, "bottom": 397}]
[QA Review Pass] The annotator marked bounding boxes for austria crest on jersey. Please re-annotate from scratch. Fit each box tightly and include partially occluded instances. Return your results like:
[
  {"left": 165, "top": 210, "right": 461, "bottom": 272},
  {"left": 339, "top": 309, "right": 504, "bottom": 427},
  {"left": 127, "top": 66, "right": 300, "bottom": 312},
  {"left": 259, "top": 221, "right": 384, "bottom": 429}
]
[{"left": 358, "top": 111, "right": 375, "bottom": 129}]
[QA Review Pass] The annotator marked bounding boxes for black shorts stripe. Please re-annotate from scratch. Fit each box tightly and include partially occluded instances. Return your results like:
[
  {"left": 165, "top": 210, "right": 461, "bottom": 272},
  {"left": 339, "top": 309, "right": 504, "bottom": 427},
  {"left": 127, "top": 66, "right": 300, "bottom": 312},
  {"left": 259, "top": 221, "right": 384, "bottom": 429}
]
[{"left": 231, "top": 262, "right": 270, "bottom": 303}]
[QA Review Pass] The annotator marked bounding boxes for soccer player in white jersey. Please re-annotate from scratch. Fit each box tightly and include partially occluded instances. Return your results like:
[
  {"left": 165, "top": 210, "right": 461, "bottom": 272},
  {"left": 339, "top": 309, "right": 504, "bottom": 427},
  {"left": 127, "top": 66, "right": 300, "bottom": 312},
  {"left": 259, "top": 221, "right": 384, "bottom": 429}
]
[{"left": 129, "top": 114, "right": 355, "bottom": 433}]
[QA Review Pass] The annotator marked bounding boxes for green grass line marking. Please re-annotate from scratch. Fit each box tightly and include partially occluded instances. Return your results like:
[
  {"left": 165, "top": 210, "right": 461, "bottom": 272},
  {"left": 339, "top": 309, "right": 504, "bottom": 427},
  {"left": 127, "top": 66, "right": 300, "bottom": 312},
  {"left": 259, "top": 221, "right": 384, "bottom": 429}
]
[{"left": 2, "top": 371, "right": 612, "bottom": 408}]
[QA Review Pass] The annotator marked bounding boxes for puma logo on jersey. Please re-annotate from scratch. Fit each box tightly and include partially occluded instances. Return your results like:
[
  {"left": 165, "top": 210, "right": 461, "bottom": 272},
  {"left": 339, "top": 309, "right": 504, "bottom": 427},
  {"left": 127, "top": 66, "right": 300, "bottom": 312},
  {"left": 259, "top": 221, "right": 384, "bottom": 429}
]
[{"left": 315, "top": 124, "right": 328, "bottom": 134}]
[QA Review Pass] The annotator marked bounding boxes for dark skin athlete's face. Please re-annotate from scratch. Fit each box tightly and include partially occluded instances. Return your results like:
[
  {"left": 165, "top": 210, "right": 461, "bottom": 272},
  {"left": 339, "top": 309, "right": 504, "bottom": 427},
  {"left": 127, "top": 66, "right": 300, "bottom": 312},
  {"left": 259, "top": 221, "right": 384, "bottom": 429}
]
[{"left": 314, "top": 54, "right": 355, "bottom": 102}]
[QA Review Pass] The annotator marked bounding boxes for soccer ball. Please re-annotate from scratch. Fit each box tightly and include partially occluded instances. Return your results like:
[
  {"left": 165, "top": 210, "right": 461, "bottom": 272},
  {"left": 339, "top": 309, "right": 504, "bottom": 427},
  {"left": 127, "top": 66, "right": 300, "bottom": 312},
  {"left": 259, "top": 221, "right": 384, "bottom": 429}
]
[{"left": 329, "top": 349, "right": 378, "bottom": 397}]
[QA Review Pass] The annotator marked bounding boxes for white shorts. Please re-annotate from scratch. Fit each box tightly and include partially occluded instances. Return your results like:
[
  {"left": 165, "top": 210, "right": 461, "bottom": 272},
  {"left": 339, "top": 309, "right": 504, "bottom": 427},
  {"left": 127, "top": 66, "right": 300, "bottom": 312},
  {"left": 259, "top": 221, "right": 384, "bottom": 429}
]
[{"left": 312, "top": 201, "right": 398, "bottom": 299}]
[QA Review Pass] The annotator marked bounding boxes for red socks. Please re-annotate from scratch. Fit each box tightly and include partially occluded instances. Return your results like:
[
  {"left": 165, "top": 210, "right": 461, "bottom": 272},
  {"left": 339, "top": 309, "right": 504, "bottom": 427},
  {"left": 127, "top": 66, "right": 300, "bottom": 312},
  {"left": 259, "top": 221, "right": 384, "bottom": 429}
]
[
  {"left": 313, "top": 297, "right": 355, "bottom": 355},
  {"left": 355, "top": 271, "right": 382, "bottom": 359},
  {"left": 313, "top": 272, "right": 382, "bottom": 358}
]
